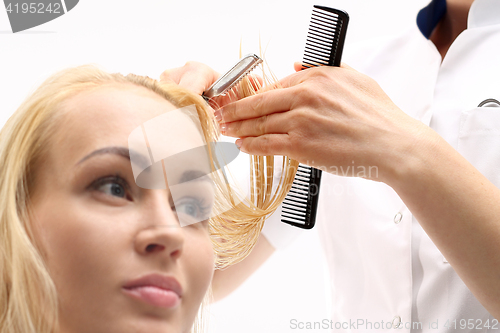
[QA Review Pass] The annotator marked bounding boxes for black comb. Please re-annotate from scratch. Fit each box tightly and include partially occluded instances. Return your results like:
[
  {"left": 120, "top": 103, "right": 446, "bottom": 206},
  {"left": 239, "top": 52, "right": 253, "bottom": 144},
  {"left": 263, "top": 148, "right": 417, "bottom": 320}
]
[{"left": 281, "top": 6, "right": 349, "bottom": 229}]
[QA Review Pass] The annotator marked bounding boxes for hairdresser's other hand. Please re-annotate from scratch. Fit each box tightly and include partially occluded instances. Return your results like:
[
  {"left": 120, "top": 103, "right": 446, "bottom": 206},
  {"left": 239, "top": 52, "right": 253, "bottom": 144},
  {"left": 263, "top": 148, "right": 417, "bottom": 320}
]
[
  {"left": 160, "top": 61, "right": 262, "bottom": 108},
  {"left": 160, "top": 61, "right": 218, "bottom": 95},
  {"left": 217, "top": 63, "right": 435, "bottom": 184}
]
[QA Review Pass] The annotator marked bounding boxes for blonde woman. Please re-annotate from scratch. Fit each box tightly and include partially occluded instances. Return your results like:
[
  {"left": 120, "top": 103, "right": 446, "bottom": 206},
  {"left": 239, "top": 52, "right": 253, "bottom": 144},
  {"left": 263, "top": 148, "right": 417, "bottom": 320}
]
[{"left": 0, "top": 64, "right": 290, "bottom": 333}]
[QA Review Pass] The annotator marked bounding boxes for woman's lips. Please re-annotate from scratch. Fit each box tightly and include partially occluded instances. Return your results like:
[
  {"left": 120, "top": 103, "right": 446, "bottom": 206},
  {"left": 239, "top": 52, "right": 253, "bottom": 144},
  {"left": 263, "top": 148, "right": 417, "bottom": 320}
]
[{"left": 122, "top": 273, "right": 182, "bottom": 309}]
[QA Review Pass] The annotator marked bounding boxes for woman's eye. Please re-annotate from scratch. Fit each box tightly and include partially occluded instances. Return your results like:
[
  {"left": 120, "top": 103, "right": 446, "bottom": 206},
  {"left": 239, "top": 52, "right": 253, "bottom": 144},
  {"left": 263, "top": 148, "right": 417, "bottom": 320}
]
[
  {"left": 92, "top": 176, "right": 130, "bottom": 199},
  {"left": 177, "top": 202, "right": 197, "bottom": 216},
  {"left": 175, "top": 198, "right": 211, "bottom": 221}
]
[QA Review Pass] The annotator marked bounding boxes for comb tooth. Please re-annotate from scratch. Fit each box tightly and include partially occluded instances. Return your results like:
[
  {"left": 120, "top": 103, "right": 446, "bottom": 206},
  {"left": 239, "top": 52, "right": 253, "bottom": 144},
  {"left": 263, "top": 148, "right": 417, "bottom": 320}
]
[
  {"left": 303, "top": 61, "right": 327, "bottom": 68},
  {"left": 304, "top": 50, "right": 330, "bottom": 59},
  {"left": 303, "top": 58, "right": 328, "bottom": 67},
  {"left": 283, "top": 211, "right": 307, "bottom": 220},
  {"left": 311, "top": 16, "right": 339, "bottom": 28},
  {"left": 312, "top": 8, "right": 338, "bottom": 16},
  {"left": 303, "top": 55, "right": 329, "bottom": 65},
  {"left": 302, "top": 63, "right": 317, "bottom": 68},
  {"left": 282, "top": 209, "right": 307, "bottom": 218},
  {"left": 284, "top": 199, "right": 308, "bottom": 209},
  {"left": 305, "top": 40, "right": 333, "bottom": 51},
  {"left": 288, "top": 187, "right": 309, "bottom": 195},
  {"left": 283, "top": 197, "right": 308, "bottom": 207},
  {"left": 292, "top": 183, "right": 309, "bottom": 191},
  {"left": 303, "top": 56, "right": 329, "bottom": 65},
  {"left": 290, "top": 188, "right": 309, "bottom": 196},
  {"left": 312, "top": 11, "right": 339, "bottom": 23},
  {"left": 282, "top": 218, "right": 306, "bottom": 224},
  {"left": 283, "top": 203, "right": 308, "bottom": 211},
  {"left": 289, "top": 185, "right": 309, "bottom": 193},
  {"left": 307, "top": 33, "right": 336, "bottom": 47},
  {"left": 294, "top": 176, "right": 311, "bottom": 183},
  {"left": 309, "top": 20, "right": 337, "bottom": 33},
  {"left": 310, "top": 19, "right": 337, "bottom": 29},
  {"left": 307, "top": 36, "right": 336, "bottom": 49},
  {"left": 308, "top": 26, "right": 336, "bottom": 39},
  {"left": 307, "top": 29, "right": 337, "bottom": 42},
  {"left": 293, "top": 178, "right": 310, "bottom": 185},
  {"left": 312, "top": 8, "right": 340, "bottom": 19},
  {"left": 284, "top": 195, "right": 308, "bottom": 203},
  {"left": 312, "top": 9, "right": 339, "bottom": 20},
  {"left": 304, "top": 47, "right": 331, "bottom": 61},
  {"left": 307, "top": 35, "right": 335, "bottom": 47},
  {"left": 283, "top": 202, "right": 308, "bottom": 212},
  {"left": 293, "top": 176, "right": 309, "bottom": 182},
  {"left": 282, "top": 211, "right": 307, "bottom": 219},
  {"left": 291, "top": 186, "right": 309, "bottom": 193},
  {"left": 283, "top": 199, "right": 308, "bottom": 207},
  {"left": 295, "top": 170, "right": 309, "bottom": 179},
  {"left": 306, "top": 37, "right": 334, "bottom": 49}
]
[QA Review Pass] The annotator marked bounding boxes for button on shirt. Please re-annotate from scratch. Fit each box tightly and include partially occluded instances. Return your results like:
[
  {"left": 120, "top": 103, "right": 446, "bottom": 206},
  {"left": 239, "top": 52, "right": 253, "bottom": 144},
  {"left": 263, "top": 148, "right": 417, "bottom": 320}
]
[{"left": 262, "top": 0, "right": 500, "bottom": 331}]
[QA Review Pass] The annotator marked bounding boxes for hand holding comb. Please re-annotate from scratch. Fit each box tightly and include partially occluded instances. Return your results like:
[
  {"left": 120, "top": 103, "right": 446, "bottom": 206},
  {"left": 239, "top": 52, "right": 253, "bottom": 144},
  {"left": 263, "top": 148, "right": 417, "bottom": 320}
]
[{"left": 281, "top": 6, "right": 349, "bottom": 229}]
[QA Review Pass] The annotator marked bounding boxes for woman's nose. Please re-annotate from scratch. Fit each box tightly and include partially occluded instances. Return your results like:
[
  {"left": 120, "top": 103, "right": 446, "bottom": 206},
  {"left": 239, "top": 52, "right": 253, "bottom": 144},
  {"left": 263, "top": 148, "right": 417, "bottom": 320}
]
[{"left": 134, "top": 192, "right": 184, "bottom": 260}]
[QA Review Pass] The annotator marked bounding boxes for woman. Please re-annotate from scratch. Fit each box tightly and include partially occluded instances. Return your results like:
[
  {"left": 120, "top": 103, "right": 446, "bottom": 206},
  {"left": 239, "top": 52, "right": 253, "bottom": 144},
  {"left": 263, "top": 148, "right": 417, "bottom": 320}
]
[{"left": 0, "top": 64, "right": 288, "bottom": 333}]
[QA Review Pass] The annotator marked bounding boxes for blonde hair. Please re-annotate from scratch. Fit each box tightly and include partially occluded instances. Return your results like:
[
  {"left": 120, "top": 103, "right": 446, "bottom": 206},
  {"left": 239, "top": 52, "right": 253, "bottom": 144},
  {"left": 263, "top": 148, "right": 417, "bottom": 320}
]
[{"left": 0, "top": 64, "right": 297, "bottom": 333}]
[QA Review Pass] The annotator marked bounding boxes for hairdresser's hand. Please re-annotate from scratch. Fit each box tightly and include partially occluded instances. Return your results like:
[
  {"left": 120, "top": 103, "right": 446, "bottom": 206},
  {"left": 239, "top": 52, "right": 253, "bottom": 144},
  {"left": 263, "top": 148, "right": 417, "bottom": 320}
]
[
  {"left": 160, "top": 61, "right": 218, "bottom": 95},
  {"left": 160, "top": 61, "right": 262, "bottom": 109},
  {"left": 216, "top": 63, "right": 434, "bottom": 183}
]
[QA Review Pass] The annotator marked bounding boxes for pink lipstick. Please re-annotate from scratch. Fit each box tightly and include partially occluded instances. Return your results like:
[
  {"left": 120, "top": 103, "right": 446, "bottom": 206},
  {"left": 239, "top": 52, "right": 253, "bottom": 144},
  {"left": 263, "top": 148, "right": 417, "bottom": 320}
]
[{"left": 122, "top": 273, "right": 182, "bottom": 308}]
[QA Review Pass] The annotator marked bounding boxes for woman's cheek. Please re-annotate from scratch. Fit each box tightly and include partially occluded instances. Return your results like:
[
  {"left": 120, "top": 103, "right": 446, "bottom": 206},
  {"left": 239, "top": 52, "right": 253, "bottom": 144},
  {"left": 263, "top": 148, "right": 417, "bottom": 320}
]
[{"left": 188, "top": 233, "right": 215, "bottom": 290}]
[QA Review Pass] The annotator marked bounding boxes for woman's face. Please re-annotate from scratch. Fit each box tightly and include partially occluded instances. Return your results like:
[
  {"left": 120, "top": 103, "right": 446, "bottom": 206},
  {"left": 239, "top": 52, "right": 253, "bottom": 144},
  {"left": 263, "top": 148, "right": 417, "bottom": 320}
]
[{"left": 30, "top": 84, "right": 215, "bottom": 333}]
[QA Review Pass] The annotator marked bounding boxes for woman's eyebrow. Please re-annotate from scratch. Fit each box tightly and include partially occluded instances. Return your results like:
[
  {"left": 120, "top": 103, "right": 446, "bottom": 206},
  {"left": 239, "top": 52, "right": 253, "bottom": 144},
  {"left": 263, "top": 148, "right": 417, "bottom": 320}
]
[
  {"left": 178, "top": 170, "right": 211, "bottom": 184},
  {"left": 75, "top": 146, "right": 150, "bottom": 169}
]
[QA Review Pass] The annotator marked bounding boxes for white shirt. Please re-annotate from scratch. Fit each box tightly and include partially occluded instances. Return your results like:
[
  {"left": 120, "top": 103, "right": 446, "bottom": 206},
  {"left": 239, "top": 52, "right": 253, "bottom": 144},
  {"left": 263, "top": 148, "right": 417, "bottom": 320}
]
[{"left": 262, "top": 0, "right": 500, "bottom": 331}]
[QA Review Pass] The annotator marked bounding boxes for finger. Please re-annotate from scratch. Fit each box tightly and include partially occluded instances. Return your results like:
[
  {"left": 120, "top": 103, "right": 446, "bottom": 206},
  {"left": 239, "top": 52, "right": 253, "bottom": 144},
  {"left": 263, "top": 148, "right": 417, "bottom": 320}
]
[
  {"left": 218, "top": 87, "right": 295, "bottom": 123},
  {"left": 160, "top": 62, "right": 220, "bottom": 95},
  {"left": 178, "top": 71, "right": 219, "bottom": 96},
  {"left": 236, "top": 134, "right": 291, "bottom": 156},
  {"left": 221, "top": 111, "right": 290, "bottom": 138},
  {"left": 293, "top": 62, "right": 303, "bottom": 72}
]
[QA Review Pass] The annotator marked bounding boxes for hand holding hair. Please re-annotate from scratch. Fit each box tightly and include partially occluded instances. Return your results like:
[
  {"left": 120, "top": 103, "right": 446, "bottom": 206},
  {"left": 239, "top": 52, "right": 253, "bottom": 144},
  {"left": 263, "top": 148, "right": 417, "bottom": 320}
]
[
  {"left": 160, "top": 61, "right": 220, "bottom": 95},
  {"left": 216, "top": 63, "right": 435, "bottom": 184},
  {"left": 160, "top": 61, "right": 263, "bottom": 109}
]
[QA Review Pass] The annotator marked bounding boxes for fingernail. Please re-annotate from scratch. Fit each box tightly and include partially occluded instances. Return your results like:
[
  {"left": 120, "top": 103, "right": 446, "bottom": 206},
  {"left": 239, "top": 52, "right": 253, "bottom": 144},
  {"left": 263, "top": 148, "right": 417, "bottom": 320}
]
[
  {"left": 235, "top": 139, "right": 242, "bottom": 149},
  {"left": 220, "top": 123, "right": 227, "bottom": 134},
  {"left": 214, "top": 109, "right": 223, "bottom": 122}
]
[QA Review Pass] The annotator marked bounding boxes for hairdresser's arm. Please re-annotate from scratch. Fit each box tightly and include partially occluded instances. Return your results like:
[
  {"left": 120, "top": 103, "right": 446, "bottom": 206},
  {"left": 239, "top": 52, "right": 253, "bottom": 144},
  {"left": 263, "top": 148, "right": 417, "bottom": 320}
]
[
  {"left": 211, "top": 234, "right": 275, "bottom": 301},
  {"left": 160, "top": 62, "right": 275, "bottom": 302},
  {"left": 218, "top": 63, "right": 500, "bottom": 318}
]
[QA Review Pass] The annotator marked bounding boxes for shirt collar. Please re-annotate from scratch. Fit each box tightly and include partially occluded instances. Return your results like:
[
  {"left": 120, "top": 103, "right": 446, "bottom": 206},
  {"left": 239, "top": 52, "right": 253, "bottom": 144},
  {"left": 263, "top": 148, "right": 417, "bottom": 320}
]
[
  {"left": 416, "top": 0, "right": 500, "bottom": 39},
  {"left": 468, "top": 0, "right": 500, "bottom": 29}
]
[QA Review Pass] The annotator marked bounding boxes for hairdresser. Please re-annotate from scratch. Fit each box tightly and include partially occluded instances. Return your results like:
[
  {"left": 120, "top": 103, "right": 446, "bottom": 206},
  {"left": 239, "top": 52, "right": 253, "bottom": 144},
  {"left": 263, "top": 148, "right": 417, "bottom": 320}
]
[{"left": 161, "top": 0, "right": 500, "bottom": 330}]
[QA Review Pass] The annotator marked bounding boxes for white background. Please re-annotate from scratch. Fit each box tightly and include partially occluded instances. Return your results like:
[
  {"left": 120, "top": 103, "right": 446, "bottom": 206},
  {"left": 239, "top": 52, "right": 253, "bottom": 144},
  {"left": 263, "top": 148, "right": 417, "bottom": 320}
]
[{"left": 0, "top": 1, "right": 428, "bottom": 332}]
